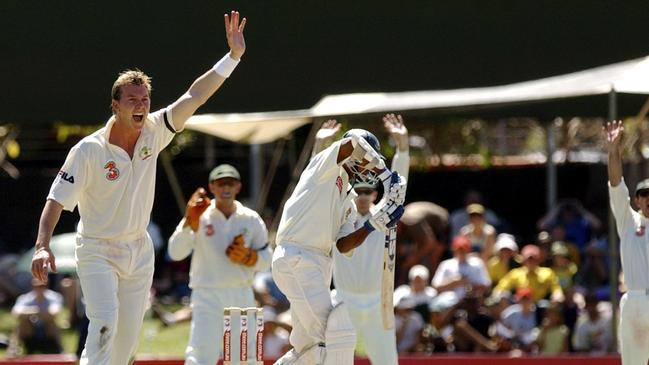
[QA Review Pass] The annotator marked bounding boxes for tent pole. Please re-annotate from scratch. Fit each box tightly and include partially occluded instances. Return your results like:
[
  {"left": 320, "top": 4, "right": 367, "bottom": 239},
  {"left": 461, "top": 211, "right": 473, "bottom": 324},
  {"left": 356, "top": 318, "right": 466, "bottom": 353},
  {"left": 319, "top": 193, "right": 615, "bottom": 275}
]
[
  {"left": 160, "top": 150, "right": 186, "bottom": 215},
  {"left": 256, "top": 138, "right": 287, "bottom": 213},
  {"left": 608, "top": 88, "right": 619, "bottom": 352},
  {"left": 546, "top": 121, "right": 557, "bottom": 213},
  {"left": 250, "top": 144, "right": 263, "bottom": 207}
]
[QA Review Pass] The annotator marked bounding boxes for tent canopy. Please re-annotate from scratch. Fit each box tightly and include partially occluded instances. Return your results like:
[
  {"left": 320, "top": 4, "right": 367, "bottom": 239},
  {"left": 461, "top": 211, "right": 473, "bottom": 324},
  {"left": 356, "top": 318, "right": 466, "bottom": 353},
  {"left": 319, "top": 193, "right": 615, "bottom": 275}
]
[{"left": 186, "top": 55, "right": 649, "bottom": 144}]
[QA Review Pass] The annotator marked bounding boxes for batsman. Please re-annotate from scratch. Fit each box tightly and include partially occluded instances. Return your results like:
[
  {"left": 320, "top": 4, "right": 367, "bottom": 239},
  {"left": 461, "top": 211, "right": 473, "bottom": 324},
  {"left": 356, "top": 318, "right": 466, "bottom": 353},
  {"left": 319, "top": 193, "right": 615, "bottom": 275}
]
[{"left": 272, "top": 121, "right": 406, "bottom": 365}]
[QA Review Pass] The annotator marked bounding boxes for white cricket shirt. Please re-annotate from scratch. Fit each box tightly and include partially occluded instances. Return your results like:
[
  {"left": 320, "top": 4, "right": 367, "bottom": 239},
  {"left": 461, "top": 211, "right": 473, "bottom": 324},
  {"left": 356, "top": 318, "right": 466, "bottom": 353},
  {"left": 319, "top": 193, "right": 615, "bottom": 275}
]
[
  {"left": 276, "top": 141, "right": 357, "bottom": 255},
  {"left": 609, "top": 179, "right": 649, "bottom": 290},
  {"left": 48, "top": 109, "right": 176, "bottom": 240},
  {"left": 332, "top": 150, "right": 410, "bottom": 296},
  {"left": 168, "top": 200, "right": 271, "bottom": 289},
  {"left": 431, "top": 256, "right": 491, "bottom": 301}
]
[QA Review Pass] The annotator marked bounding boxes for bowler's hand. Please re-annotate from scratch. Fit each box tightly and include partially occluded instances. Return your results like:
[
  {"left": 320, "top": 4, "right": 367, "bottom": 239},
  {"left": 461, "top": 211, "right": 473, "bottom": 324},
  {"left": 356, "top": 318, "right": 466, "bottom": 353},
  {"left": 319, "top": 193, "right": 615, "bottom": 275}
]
[
  {"left": 31, "top": 247, "right": 57, "bottom": 283},
  {"left": 225, "top": 10, "right": 247, "bottom": 60}
]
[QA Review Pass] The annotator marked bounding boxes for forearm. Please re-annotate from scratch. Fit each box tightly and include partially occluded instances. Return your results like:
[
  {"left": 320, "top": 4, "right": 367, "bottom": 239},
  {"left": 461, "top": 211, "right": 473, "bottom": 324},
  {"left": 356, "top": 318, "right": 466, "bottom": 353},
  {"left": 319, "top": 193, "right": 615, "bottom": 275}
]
[
  {"left": 168, "top": 219, "right": 196, "bottom": 261},
  {"left": 608, "top": 147, "right": 623, "bottom": 186},
  {"left": 251, "top": 244, "right": 272, "bottom": 271},
  {"left": 169, "top": 68, "right": 229, "bottom": 130},
  {"left": 336, "top": 228, "right": 371, "bottom": 254},
  {"left": 35, "top": 200, "right": 63, "bottom": 251}
]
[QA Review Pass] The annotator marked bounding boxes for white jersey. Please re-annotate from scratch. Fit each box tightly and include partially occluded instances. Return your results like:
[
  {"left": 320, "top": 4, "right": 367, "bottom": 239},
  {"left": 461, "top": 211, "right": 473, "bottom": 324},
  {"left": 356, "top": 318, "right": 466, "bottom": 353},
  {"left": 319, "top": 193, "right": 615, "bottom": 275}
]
[
  {"left": 431, "top": 256, "right": 491, "bottom": 301},
  {"left": 609, "top": 179, "right": 649, "bottom": 290},
  {"left": 333, "top": 150, "right": 410, "bottom": 295},
  {"left": 276, "top": 140, "right": 357, "bottom": 255},
  {"left": 168, "top": 200, "right": 271, "bottom": 289},
  {"left": 47, "top": 109, "right": 176, "bottom": 240}
]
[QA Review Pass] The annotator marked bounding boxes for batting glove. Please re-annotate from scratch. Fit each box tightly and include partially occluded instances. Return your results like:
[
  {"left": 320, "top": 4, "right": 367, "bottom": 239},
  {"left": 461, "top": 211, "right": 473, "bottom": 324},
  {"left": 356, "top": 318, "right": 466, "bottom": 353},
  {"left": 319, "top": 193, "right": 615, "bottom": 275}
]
[{"left": 364, "top": 201, "right": 405, "bottom": 233}]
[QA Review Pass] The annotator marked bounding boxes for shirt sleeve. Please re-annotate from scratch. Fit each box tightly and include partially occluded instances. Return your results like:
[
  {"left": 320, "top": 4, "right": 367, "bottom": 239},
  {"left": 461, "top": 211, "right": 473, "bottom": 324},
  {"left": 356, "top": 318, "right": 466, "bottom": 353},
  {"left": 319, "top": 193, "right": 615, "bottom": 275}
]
[
  {"left": 494, "top": 270, "right": 515, "bottom": 295},
  {"left": 609, "top": 179, "right": 634, "bottom": 237},
  {"left": 571, "top": 320, "right": 587, "bottom": 350},
  {"left": 309, "top": 141, "right": 345, "bottom": 184},
  {"left": 47, "top": 144, "right": 89, "bottom": 212},
  {"left": 167, "top": 219, "right": 196, "bottom": 261},
  {"left": 473, "top": 259, "right": 492, "bottom": 287},
  {"left": 335, "top": 200, "right": 358, "bottom": 258},
  {"left": 250, "top": 213, "right": 272, "bottom": 272},
  {"left": 391, "top": 149, "right": 410, "bottom": 179},
  {"left": 149, "top": 108, "right": 178, "bottom": 153},
  {"left": 431, "top": 261, "right": 448, "bottom": 287}
]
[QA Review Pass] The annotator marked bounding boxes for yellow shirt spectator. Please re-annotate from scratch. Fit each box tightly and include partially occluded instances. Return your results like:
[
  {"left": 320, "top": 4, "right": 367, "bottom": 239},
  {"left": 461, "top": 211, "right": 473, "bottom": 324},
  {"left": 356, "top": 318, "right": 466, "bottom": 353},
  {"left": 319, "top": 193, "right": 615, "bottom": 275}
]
[{"left": 493, "top": 244, "right": 564, "bottom": 302}]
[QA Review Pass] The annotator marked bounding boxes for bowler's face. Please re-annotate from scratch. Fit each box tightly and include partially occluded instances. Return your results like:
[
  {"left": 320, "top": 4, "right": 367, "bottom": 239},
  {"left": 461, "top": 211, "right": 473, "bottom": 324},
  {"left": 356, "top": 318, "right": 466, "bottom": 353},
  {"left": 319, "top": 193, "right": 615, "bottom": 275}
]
[{"left": 112, "top": 84, "right": 150, "bottom": 131}]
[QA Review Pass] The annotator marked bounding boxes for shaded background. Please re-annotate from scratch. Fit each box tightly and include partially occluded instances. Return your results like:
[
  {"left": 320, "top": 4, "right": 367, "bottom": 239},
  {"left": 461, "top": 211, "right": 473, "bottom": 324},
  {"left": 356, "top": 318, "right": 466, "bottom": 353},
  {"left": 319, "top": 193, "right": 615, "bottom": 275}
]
[{"left": 1, "top": 0, "right": 648, "bottom": 251}]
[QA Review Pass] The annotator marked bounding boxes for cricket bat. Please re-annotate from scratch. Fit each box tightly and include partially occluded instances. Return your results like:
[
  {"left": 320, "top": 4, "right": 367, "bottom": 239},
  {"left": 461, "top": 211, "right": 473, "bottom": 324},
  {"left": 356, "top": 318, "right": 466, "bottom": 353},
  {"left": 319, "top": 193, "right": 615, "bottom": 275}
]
[{"left": 381, "top": 225, "right": 397, "bottom": 329}]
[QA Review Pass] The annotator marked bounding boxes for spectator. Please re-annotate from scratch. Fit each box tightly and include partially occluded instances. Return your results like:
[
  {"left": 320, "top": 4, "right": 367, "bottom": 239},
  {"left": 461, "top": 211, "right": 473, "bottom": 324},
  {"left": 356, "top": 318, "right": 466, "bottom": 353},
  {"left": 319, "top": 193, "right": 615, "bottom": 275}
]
[
  {"left": 459, "top": 204, "right": 497, "bottom": 262},
  {"left": 487, "top": 233, "right": 521, "bottom": 285},
  {"left": 261, "top": 306, "right": 291, "bottom": 360},
  {"left": 534, "top": 303, "right": 569, "bottom": 354},
  {"left": 550, "top": 242, "right": 578, "bottom": 291},
  {"left": 572, "top": 293, "right": 613, "bottom": 353},
  {"left": 450, "top": 190, "right": 502, "bottom": 237},
  {"left": 492, "top": 245, "right": 564, "bottom": 303},
  {"left": 537, "top": 199, "right": 602, "bottom": 253},
  {"left": 394, "top": 265, "right": 437, "bottom": 323},
  {"left": 396, "top": 201, "right": 449, "bottom": 286},
  {"left": 9, "top": 278, "right": 63, "bottom": 355},
  {"left": 395, "top": 296, "right": 425, "bottom": 354},
  {"left": 578, "top": 235, "right": 610, "bottom": 291},
  {"left": 495, "top": 287, "right": 537, "bottom": 352},
  {"left": 432, "top": 235, "right": 491, "bottom": 304},
  {"left": 420, "top": 298, "right": 456, "bottom": 353},
  {"left": 451, "top": 294, "right": 497, "bottom": 352},
  {"left": 536, "top": 231, "right": 553, "bottom": 267}
]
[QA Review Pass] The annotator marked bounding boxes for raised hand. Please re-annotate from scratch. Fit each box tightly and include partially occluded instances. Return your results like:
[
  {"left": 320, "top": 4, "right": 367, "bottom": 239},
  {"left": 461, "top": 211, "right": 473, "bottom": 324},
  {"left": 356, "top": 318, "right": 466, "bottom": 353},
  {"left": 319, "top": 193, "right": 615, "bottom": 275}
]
[
  {"left": 383, "top": 114, "right": 408, "bottom": 150},
  {"left": 316, "top": 119, "right": 341, "bottom": 142},
  {"left": 224, "top": 10, "right": 247, "bottom": 60},
  {"left": 604, "top": 120, "right": 624, "bottom": 151}
]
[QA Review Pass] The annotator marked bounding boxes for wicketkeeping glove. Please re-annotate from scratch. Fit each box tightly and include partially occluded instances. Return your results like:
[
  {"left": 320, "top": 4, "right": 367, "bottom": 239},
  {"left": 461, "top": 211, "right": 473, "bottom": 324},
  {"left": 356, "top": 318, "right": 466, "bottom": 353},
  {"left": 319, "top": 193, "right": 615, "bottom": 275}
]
[
  {"left": 225, "top": 234, "right": 258, "bottom": 267},
  {"left": 185, "top": 187, "right": 211, "bottom": 232},
  {"left": 364, "top": 201, "right": 405, "bottom": 233}
]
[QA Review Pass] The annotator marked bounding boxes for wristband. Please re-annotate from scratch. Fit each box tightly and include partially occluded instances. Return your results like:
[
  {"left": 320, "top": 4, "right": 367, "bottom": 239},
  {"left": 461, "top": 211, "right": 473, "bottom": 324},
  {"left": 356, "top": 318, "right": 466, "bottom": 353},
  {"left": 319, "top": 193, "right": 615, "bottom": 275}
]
[
  {"left": 213, "top": 52, "right": 240, "bottom": 78},
  {"left": 363, "top": 219, "right": 376, "bottom": 233}
]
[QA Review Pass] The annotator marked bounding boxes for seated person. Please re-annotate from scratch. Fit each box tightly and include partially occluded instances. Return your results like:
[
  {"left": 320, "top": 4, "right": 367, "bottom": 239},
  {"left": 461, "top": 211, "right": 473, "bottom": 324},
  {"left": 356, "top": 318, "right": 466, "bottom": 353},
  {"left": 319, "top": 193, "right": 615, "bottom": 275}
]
[
  {"left": 495, "top": 287, "right": 537, "bottom": 352},
  {"left": 459, "top": 204, "right": 497, "bottom": 262},
  {"left": 487, "top": 233, "right": 521, "bottom": 285},
  {"left": 11, "top": 278, "right": 63, "bottom": 354}
]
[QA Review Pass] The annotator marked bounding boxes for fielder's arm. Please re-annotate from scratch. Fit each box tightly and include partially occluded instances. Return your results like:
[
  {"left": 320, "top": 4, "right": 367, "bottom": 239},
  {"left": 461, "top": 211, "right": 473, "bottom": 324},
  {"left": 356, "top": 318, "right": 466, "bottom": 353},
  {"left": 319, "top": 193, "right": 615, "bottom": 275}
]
[
  {"left": 168, "top": 11, "right": 247, "bottom": 130},
  {"left": 605, "top": 120, "right": 624, "bottom": 187},
  {"left": 31, "top": 199, "right": 63, "bottom": 282}
]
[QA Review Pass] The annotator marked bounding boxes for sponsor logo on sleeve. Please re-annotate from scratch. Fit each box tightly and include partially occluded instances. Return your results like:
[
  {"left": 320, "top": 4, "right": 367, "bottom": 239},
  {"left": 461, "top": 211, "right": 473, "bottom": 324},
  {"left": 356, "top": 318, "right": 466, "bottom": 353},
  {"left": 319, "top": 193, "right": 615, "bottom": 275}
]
[
  {"left": 104, "top": 161, "right": 120, "bottom": 181},
  {"left": 57, "top": 170, "right": 75, "bottom": 183},
  {"left": 636, "top": 225, "right": 645, "bottom": 236}
]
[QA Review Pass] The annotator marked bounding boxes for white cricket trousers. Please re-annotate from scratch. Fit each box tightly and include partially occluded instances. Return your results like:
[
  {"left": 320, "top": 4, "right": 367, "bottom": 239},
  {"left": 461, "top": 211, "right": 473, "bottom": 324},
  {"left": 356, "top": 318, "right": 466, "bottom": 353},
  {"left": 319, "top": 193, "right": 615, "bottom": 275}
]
[
  {"left": 334, "top": 290, "right": 398, "bottom": 365},
  {"left": 184, "top": 287, "right": 255, "bottom": 365},
  {"left": 619, "top": 290, "right": 649, "bottom": 365},
  {"left": 75, "top": 233, "right": 154, "bottom": 365},
  {"left": 272, "top": 243, "right": 333, "bottom": 354}
]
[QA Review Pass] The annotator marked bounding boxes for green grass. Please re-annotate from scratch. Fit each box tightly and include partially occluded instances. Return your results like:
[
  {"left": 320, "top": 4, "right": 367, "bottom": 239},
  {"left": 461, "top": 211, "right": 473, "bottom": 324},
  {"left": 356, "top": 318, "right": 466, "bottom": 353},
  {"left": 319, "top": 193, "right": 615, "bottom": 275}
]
[{"left": 0, "top": 306, "right": 190, "bottom": 358}]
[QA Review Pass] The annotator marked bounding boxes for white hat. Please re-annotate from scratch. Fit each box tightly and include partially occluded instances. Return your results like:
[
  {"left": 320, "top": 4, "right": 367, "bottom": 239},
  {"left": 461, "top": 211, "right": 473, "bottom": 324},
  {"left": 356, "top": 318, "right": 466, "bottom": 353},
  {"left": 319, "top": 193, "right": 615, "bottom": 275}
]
[
  {"left": 494, "top": 233, "right": 518, "bottom": 252},
  {"left": 408, "top": 264, "right": 430, "bottom": 282}
]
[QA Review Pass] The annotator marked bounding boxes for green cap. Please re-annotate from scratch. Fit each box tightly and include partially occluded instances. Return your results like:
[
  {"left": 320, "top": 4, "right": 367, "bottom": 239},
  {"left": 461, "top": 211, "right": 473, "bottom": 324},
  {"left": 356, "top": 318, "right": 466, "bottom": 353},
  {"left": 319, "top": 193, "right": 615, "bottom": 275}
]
[
  {"left": 551, "top": 241, "right": 570, "bottom": 257},
  {"left": 636, "top": 179, "right": 649, "bottom": 196},
  {"left": 208, "top": 164, "right": 240, "bottom": 182}
]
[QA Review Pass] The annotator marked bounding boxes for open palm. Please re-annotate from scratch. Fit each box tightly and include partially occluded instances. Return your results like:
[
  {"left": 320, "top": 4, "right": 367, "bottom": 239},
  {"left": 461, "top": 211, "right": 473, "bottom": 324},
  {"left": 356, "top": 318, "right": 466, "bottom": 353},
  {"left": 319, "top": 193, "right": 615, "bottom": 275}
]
[
  {"left": 604, "top": 120, "right": 624, "bottom": 149},
  {"left": 225, "top": 11, "right": 246, "bottom": 60}
]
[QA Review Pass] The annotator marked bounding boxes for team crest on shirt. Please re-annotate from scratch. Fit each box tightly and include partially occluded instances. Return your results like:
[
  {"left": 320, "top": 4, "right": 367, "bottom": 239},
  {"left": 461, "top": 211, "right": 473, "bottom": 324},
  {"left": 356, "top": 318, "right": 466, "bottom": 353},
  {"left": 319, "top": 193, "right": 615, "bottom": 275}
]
[
  {"left": 335, "top": 176, "right": 343, "bottom": 193},
  {"left": 636, "top": 225, "right": 645, "bottom": 236},
  {"left": 104, "top": 161, "right": 120, "bottom": 181},
  {"left": 139, "top": 146, "right": 152, "bottom": 160},
  {"left": 345, "top": 207, "right": 352, "bottom": 220}
]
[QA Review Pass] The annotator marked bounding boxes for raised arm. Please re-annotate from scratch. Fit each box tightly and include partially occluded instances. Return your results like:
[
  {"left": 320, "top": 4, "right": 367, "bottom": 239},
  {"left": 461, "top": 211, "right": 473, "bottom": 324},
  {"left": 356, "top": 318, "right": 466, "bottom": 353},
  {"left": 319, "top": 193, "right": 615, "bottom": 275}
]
[
  {"left": 605, "top": 120, "right": 624, "bottom": 187},
  {"left": 312, "top": 120, "right": 341, "bottom": 157},
  {"left": 383, "top": 114, "right": 409, "bottom": 153},
  {"left": 168, "top": 10, "right": 247, "bottom": 130}
]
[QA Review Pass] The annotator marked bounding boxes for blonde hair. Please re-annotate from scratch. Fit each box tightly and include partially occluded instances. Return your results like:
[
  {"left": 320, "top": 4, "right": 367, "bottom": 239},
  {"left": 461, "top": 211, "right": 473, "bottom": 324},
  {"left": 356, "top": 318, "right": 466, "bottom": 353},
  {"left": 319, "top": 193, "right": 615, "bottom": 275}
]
[{"left": 111, "top": 69, "right": 152, "bottom": 101}]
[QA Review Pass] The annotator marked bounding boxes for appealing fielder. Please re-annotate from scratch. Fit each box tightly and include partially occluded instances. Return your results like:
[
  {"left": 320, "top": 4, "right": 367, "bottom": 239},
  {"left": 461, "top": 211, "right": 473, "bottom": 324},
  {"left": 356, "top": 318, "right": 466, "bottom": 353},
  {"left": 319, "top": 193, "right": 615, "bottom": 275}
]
[
  {"left": 314, "top": 115, "right": 409, "bottom": 365},
  {"left": 30, "top": 11, "right": 247, "bottom": 365},
  {"left": 272, "top": 120, "right": 406, "bottom": 365},
  {"left": 605, "top": 120, "right": 649, "bottom": 365},
  {"left": 168, "top": 164, "right": 271, "bottom": 365}
]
